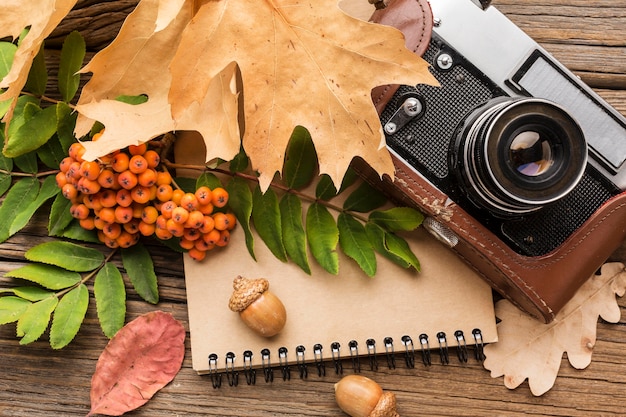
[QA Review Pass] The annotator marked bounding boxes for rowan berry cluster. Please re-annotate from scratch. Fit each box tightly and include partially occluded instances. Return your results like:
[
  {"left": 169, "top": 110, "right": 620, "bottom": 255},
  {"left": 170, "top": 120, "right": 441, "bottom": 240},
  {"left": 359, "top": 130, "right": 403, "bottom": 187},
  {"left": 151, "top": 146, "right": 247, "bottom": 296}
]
[{"left": 56, "top": 137, "right": 236, "bottom": 261}]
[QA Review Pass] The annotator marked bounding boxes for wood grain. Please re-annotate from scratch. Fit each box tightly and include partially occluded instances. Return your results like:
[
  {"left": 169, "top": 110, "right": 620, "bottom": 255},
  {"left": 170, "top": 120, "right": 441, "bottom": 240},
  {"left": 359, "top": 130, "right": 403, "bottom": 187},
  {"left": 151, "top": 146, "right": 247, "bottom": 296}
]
[{"left": 1, "top": 1, "right": 625, "bottom": 416}]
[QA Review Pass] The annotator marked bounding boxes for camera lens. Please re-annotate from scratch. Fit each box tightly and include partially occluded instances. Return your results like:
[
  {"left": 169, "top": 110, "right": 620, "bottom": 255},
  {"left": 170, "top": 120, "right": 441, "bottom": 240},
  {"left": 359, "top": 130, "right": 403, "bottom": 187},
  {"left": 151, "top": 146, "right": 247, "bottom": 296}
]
[{"left": 451, "top": 97, "right": 587, "bottom": 216}]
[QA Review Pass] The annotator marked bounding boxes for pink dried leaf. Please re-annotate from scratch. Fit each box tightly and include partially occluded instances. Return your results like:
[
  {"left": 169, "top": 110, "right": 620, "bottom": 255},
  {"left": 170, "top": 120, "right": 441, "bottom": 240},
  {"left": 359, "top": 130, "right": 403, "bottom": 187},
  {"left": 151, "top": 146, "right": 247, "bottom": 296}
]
[{"left": 88, "top": 311, "right": 186, "bottom": 416}]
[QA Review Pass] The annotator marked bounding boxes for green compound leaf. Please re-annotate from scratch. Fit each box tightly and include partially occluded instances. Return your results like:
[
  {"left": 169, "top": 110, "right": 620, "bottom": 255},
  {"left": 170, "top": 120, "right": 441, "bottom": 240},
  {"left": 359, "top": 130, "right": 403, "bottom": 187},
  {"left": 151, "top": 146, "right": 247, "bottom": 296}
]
[
  {"left": 343, "top": 180, "right": 387, "bottom": 213},
  {"left": 306, "top": 202, "right": 339, "bottom": 275},
  {"left": 48, "top": 193, "right": 75, "bottom": 236},
  {"left": 5, "top": 263, "right": 81, "bottom": 290},
  {"left": 0, "top": 296, "right": 31, "bottom": 325},
  {"left": 17, "top": 296, "right": 58, "bottom": 345},
  {"left": 25, "top": 241, "right": 104, "bottom": 272},
  {"left": 225, "top": 176, "right": 255, "bottom": 259},
  {"left": 58, "top": 30, "right": 86, "bottom": 102},
  {"left": 10, "top": 175, "right": 60, "bottom": 236},
  {"left": 279, "top": 193, "right": 310, "bottom": 274},
  {"left": 368, "top": 207, "right": 424, "bottom": 232},
  {"left": 4, "top": 103, "right": 59, "bottom": 158},
  {"left": 50, "top": 284, "right": 89, "bottom": 349},
  {"left": 94, "top": 262, "right": 127, "bottom": 338},
  {"left": 0, "top": 177, "right": 40, "bottom": 243},
  {"left": 283, "top": 126, "right": 317, "bottom": 190},
  {"left": 338, "top": 213, "right": 376, "bottom": 277},
  {"left": 252, "top": 185, "right": 287, "bottom": 262},
  {"left": 121, "top": 243, "right": 158, "bottom": 304}
]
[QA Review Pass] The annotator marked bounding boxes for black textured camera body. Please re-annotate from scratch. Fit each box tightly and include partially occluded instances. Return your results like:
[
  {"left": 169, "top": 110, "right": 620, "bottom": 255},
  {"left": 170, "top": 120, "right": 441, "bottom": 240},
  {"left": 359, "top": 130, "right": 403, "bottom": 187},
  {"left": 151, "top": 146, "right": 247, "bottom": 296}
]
[{"left": 381, "top": 35, "right": 621, "bottom": 258}]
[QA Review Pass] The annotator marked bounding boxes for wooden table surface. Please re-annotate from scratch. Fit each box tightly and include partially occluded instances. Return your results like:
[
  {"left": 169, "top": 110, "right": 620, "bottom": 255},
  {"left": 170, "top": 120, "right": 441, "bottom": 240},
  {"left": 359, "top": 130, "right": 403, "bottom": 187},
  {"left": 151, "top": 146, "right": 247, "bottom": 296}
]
[{"left": 1, "top": 1, "right": 625, "bottom": 416}]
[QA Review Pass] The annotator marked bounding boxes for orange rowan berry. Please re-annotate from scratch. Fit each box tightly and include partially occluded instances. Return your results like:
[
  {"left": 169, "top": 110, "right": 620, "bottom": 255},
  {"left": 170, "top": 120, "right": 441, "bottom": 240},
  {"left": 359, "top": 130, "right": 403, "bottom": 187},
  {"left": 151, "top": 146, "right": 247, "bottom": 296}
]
[
  {"left": 129, "top": 154, "right": 148, "bottom": 174},
  {"left": 225, "top": 213, "right": 237, "bottom": 230},
  {"left": 102, "top": 222, "right": 122, "bottom": 240},
  {"left": 156, "top": 184, "right": 174, "bottom": 202},
  {"left": 80, "top": 160, "right": 101, "bottom": 181},
  {"left": 114, "top": 205, "right": 134, "bottom": 224},
  {"left": 211, "top": 187, "right": 229, "bottom": 208},
  {"left": 141, "top": 206, "right": 159, "bottom": 224},
  {"left": 171, "top": 206, "right": 190, "bottom": 224},
  {"left": 216, "top": 229, "right": 230, "bottom": 247},
  {"left": 195, "top": 186, "right": 213, "bottom": 205},
  {"left": 194, "top": 238, "right": 214, "bottom": 252},
  {"left": 155, "top": 214, "right": 168, "bottom": 231},
  {"left": 56, "top": 172, "right": 69, "bottom": 189},
  {"left": 123, "top": 218, "right": 141, "bottom": 234},
  {"left": 187, "top": 248, "right": 206, "bottom": 262},
  {"left": 212, "top": 212, "right": 230, "bottom": 231},
  {"left": 97, "top": 168, "right": 117, "bottom": 189},
  {"left": 154, "top": 226, "right": 173, "bottom": 240},
  {"left": 184, "top": 210, "right": 205, "bottom": 229},
  {"left": 198, "top": 202, "right": 214, "bottom": 215},
  {"left": 131, "top": 202, "right": 145, "bottom": 219},
  {"left": 137, "top": 168, "right": 157, "bottom": 187},
  {"left": 111, "top": 153, "right": 130, "bottom": 173},
  {"left": 116, "top": 230, "right": 138, "bottom": 248},
  {"left": 98, "top": 231, "right": 120, "bottom": 249},
  {"left": 69, "top": 143, "right": 86, "bottom": 162},
  {"left": 138, "top": 221, "right": 156, "bottom": 237},
  {"left": 117, "top": 170, "right": 138, "bottom": 190},
  {"left": 188, "top": 247, "right": 207, "bottom": 262},
  {"left": 180, "top": 192, "right": 199, "bottom": 211},
  {"left": 93, "top": 216, "right": 106, "bottom": 230},
  {"left": 99, "top": 189, "right": 118, "bottom": 208},
  {"left": 183, "top": 227, "right": 201, "bottom": 241},
  {"left": 98, "top": 207, "right": 116, "bottom": 224},
  {"left": 62, "top": 183, "right": 78, "bottom": 200},
  {"left": 156, "top": 170, "right": 172, "bottom": 186},
  {"left": 130, "top": 185, "right": 152, "bottom": 204},
  {"left": 79, "top": 216, "right": 96, "bottom": 230},
  {"left": 115, "top": 189, "right": 133, "bottom": 207},
  {"left": 59, "top": 157, "right": 74, "bottom": 173},
  {"left": 92, "top": 130, "right": 105, "bottom": 142},
  {"left": 171, "top": 189, "right": 184, "bottom": 206},
  {"left": 70, "top": 203, "right": 90, "bottom": 220},
  {"left": 78, "top": 177, "right": 102, "bottom": 195},
  {"left": 199, "top": 215, "right": 215, "bottom": 234},
  {"left": 166, "top": 218, "right": 185, "bottom": 237},
  {"left": 203, "top": 229, "right": 221, "bottom": 246},
  {"left": 179, "top": 237, "right": 196, "bottom": 250},
  {"left": 143, "top": 150, "right": 160, "bottom": 169},
  {"left": 128, "top": 143, "right": 148, "bottom": 155},
  {"left": 83, "top": 193, "right": 103, "bottom": 211},
  {"left": 160, "top": 200, "right": 177, "bottom": 219},
  {"left": 67, "top": 161, "right": 82, "bottom": 180}
]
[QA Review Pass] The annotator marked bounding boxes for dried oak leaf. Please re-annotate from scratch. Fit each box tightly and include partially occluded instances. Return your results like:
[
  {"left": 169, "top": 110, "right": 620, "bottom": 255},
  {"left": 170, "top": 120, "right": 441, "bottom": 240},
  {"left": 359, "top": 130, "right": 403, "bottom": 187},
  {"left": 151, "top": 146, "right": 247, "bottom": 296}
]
[
  {"left": 0, "top": 0, "right": 78, "bottom": 122},
  {"left": 77, "top": 0, "right": 438, "bottom": 190},
  {"left": 483, "top": 262, "right": 626, "bottom": 396},
  {"left": 88, "top": 311, "right": 186, "bottom": 416}
]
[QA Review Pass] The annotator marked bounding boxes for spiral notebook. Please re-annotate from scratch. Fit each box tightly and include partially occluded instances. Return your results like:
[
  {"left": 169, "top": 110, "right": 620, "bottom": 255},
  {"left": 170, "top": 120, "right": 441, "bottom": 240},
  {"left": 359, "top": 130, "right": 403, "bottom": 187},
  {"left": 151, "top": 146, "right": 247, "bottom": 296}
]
[{"left": 183, "top": 210, "right": 498, "bottom": 383}]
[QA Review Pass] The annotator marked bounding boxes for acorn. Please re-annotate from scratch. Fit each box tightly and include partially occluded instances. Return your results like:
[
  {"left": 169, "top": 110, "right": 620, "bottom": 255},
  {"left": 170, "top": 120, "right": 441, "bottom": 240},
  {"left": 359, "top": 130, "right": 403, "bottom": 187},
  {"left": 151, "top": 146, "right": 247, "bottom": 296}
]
[
  {"left": 228, "top": 275, "right": 287, "bottom": 337},
  {"left": 334, "top": 375, "right": 399, "bottom": 417}
]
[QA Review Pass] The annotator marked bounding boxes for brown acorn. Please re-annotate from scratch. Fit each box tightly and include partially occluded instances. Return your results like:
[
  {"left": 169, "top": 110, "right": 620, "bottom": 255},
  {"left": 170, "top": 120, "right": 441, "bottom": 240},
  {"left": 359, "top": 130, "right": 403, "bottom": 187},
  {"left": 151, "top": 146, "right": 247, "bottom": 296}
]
[
  {"left": 334, "top": 375, "right": 399, "bottom": 417},
  {"left": 228, "top": 275, "right": 287, "bottom": 337}
]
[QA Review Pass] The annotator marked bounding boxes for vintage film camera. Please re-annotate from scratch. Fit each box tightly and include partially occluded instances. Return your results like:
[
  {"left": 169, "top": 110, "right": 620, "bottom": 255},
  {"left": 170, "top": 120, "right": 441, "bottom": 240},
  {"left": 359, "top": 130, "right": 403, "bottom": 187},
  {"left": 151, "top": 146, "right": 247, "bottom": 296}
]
[{"left": 362, "top": 0, "right": 626, "bottom": 322}]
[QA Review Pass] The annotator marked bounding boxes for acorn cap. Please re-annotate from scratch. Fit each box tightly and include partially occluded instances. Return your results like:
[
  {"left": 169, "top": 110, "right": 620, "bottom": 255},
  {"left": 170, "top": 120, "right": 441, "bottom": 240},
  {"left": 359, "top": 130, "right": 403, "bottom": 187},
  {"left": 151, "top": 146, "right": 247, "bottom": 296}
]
[
  {"left": 228, "top": 276, "right": 270, "bottom": 312},
  {"left": 370, "top": 391, "right": 399, "bottom": 417}
]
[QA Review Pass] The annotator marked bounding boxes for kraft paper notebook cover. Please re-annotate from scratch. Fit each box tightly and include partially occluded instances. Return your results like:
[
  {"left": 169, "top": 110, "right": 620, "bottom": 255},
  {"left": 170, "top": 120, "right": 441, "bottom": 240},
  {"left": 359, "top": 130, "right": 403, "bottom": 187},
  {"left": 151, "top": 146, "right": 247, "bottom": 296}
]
[{"left": 184, "top": 218, "right": 498, "bottom": 377}]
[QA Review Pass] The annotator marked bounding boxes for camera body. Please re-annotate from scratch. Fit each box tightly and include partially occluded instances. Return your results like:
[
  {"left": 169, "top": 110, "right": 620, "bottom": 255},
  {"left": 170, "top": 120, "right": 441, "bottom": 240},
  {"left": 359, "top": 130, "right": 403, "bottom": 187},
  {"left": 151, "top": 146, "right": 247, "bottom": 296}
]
[{"left": 364, "top": 0, "right": 626, "bottom": 322}]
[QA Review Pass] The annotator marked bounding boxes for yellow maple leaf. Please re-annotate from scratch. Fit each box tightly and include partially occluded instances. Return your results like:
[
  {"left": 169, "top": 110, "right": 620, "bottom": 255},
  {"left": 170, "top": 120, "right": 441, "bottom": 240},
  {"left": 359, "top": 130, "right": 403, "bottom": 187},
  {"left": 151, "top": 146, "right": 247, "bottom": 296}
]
[
  {"left": 78, "top": 0, "right": 437, "bottom": 190},
  {"left": 0, "top": 0, "right": 78, "bottom": 120},
  {"left": 483, "top": 262, "right": 626, "bottom": 396}
]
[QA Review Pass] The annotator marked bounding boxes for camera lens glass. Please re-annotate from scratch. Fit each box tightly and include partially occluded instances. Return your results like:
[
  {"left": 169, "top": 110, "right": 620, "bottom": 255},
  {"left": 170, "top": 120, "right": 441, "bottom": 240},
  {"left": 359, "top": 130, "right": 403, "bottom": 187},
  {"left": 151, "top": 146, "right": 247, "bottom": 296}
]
[{"left": 451, "top": 98, "right": 587, "bottom": 216}]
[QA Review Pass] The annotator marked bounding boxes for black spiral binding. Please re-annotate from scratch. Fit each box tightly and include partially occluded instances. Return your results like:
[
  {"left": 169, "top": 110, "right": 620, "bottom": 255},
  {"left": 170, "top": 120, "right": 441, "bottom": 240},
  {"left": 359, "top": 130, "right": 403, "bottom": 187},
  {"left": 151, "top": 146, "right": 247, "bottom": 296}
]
[{"left": 205, "top": 329, "right": 485, "bottom": 388}]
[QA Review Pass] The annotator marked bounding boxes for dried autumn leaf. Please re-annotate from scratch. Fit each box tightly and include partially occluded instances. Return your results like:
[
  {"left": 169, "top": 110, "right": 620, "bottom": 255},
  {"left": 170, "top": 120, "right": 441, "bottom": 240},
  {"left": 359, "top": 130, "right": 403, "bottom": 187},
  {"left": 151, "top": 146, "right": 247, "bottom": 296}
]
[
  {"left": 483, "top": 262, "right": 626, "bottom": 396},
  {"left": 88, "top": 311, "right": 186, "bottom": 416},
  {"left": 169, "top": 0, "right": 438, "bottom": 190},
  {"left": 0, "top": 0, "right": 78, "bottom": 122}
]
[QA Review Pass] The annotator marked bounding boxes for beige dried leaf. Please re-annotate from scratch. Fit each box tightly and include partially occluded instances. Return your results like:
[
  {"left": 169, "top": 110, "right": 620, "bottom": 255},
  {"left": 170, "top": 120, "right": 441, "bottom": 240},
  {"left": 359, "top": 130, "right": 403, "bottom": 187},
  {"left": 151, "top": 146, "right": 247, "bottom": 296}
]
[{"left": 483, "top": 262, "right": 626, "bottom": 396}]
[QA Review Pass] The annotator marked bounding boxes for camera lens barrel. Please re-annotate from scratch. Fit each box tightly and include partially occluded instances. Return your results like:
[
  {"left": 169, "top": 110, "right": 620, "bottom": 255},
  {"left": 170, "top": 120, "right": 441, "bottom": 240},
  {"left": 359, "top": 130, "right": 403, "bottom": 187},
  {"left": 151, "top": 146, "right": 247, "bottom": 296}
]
[{"left": 451, "top": 97, "right": 587, "bottom": 216}]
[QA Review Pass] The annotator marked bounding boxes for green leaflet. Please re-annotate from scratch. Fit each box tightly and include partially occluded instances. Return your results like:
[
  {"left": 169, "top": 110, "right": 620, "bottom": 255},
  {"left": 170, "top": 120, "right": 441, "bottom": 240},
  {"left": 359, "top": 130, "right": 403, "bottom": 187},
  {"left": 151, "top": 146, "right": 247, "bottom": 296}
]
[
  {"left": 0, "top": 177, "right": 40, "bottom": 242},
  {"left": 58, "top": 31, "right": 86, "bottom": 102},
  {"left": 4, "top": 102, "right": 59, "bottom": 158},
  {"left": 196, "top": 172, "right": 222, "bottom": 191},
  {"left": 365, "top": 223, "right": 420, "bottom": 271},
  {"left": 37, "top": 134, "right": 66, "bottom": 170},
  {"left": 338, "top": 213, "right": 376, "bottom": 277},
  {"left": 114, "top": 94, "right": 148, "bottom": 105},
  {"left": 252, "top": 185, "right": 287, "bottom": 262},
  {"left": 306, "top": 202, "right": 339, "bottom": 275},
  {"left": 5, "top": 263, "right": 81, "bottom": 290},
  {"left": 94, "top": 262, "right": 126, "bottom": 338},
  {"left": 56, "top": 102, "right": 77, "bottom": 150},
  {"left": 315, "top": 174, "right": 337, "bottom": 200},
  {"left": 48, "top": 193, "right": 75, "bottom": 236},
  {"left": 280, "top": 193, "right": 310, "bottom": 274},
  {"left": 50, "top": 284, "right": 89, "bottom": 349},
  {"left": 121, "top": 243, "right": 159, "bottom": 304},
  {"left": 17, "top": 296, "right": 58, "bottom": 345},
  {"left": 8, "top": 286, "right": 54, "bottom": 302},
  {"left": 225, "top": 176, "right": 255, "bottom": 259},
  {"left": 25, "top": 241, "right": 104, "bottom": 272},
  {"left": 10, "top": 175, "right": 60, "bottom": 236},
  {"left": 61, "top": 221, "right": 100, "bottom": 243},
  {"left": 343, "top": 180, "right": 387, "bottom": 213},
  {"left": 368, "top": 207, "right": 424, "bottom": 232},
  {"left": 25, "top": 42, "right": 47, "bottom": 96},
  {"left": 385, "top": 231, "right": 420, "bottom": 271},
  {"left": 229, "top": 149, "right": 249, "bottom": 173},
  {"left": 283, "top": 126, "right": 317, "bottom": 189},
  {"left": 0, "top": 296, "right": 31, "bottom": 325}
]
